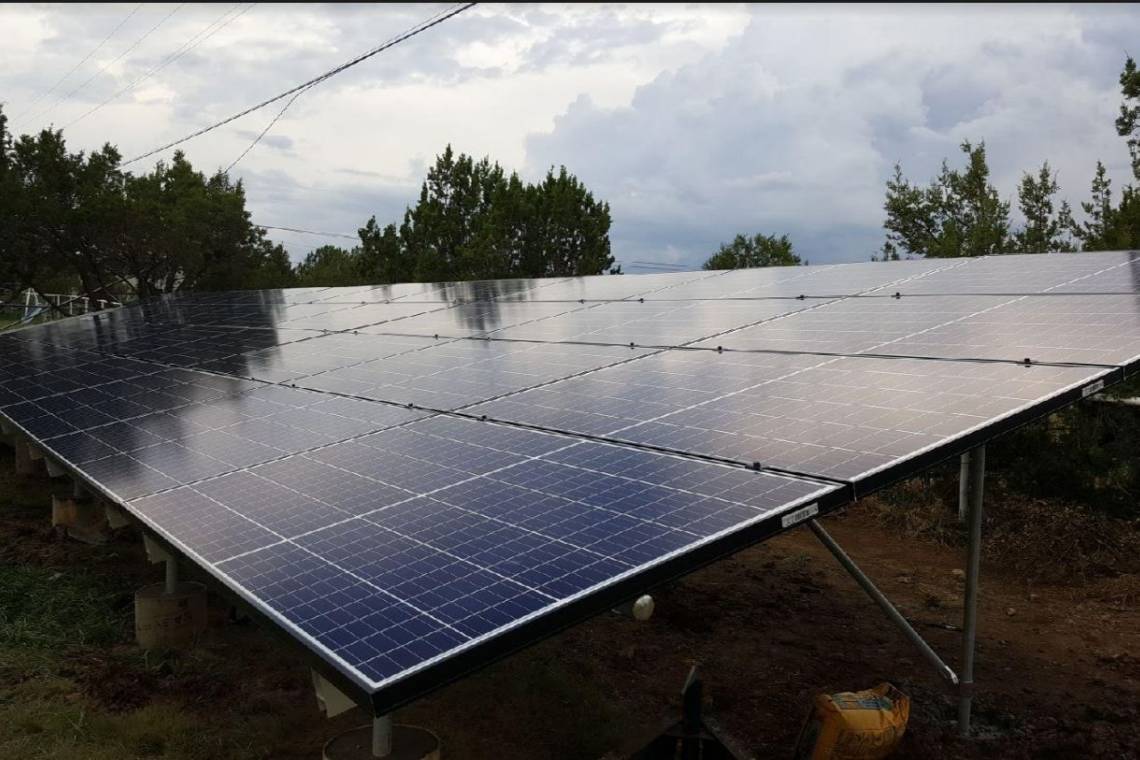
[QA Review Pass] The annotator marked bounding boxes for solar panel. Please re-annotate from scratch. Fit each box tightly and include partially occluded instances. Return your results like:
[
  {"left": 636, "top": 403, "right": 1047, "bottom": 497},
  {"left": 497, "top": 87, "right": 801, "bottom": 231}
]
[
  {"left": 131, "top": 416, "right": 837, "bottom": 688},
  {"left": 1, "top": 249, "right": 1136, "bottom": 712}
]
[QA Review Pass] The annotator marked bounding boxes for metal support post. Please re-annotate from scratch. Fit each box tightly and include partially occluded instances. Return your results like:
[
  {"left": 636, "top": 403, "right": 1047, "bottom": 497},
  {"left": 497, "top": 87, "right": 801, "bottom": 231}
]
[
  {"left": 165, "top": 556, "right": 179, "bottom": 596},
  {"left": 372, "top": 715, "right": 393, "bottom": 758},
  {"left": 958, "top": 445, "right": 986, "bottom": 737},
  {"left": 809, "top": 519, "right": 959, "bottom": 687},
  {"left": 958, "top": 452, "right": 970, "bottom": 522}
]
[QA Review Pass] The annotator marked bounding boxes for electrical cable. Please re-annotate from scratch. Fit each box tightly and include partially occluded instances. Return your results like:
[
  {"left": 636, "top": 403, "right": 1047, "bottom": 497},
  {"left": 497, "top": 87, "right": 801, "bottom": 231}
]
[
  {"left": 10, "top": 3, "right": 142, "bottom": 122},
  {"left": 25, "top": 3, "right": 185, "bottom": 127},
  {"left": 122, "top": 2, "right": 476, "bottom": 166},
  {"left": 62, "top": 3, "right": 254, "bottom": 130}
]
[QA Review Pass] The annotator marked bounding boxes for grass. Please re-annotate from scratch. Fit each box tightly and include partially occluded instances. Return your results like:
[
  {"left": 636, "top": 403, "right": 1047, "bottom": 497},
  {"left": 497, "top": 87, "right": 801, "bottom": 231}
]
[
  {"left": 0, "top": 457, "right": 296, "bottom": 759},
  {"left": 0, "top": 564, "right": 130, "bottom": 648}
]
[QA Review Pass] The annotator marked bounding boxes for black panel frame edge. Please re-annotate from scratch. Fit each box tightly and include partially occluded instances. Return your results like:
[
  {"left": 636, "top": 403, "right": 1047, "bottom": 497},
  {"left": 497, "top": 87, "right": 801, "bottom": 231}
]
[
  {"left": 0, "top": 408, "right": 375, "bottom": 709},
  {"left": 851, "top": 365, "right": 1130, "bottom": 498},
  {"left": 1, "top": 356, "right": 1134, "bottom": 718},
  {"left": 366, "top": 483, "right": 855, "bottom": 714}
]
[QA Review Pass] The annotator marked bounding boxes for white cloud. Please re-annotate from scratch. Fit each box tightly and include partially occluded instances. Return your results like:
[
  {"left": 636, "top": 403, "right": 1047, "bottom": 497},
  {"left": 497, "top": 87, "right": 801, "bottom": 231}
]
[
  {"left": 526, "top": 4, "right": 1140, "bottom": 265},
  {"left": 2, "top": 3, "right": 1138, "bottom": 266}
]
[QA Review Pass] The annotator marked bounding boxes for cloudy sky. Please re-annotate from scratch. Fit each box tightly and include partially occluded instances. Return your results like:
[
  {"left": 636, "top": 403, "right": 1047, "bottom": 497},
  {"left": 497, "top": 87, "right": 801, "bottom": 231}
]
[{"left": 2, "top": 3, "right": 1139, "bottom": 269}]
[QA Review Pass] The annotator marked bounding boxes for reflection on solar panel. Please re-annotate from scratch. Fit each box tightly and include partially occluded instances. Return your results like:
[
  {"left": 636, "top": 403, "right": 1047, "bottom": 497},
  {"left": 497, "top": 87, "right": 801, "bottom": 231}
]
[{"left": 2, "top": 250, "right": 1137, "bottom": 712}]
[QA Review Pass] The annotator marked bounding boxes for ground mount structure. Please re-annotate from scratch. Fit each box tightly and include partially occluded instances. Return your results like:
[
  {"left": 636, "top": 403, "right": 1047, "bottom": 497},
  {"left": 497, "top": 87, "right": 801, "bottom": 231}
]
[{"left": 2, "top": 251, "right": 1138, "bottom": 729}]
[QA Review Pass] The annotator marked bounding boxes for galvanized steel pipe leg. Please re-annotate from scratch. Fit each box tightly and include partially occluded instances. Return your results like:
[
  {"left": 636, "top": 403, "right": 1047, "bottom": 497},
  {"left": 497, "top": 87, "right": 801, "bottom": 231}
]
[
  {"left": 164, "top": 557, "right": 178, "bottom": 596},
  {"left": 958, "top": 445, "right": 986, "bottom": 737},
  {"left": 958, "top": 452, "right": 970, "bottom": 522},
  {"left": 372, "top": 715, "right": 392, "bottom": 758},
  {"left": 808, "top": 520, "right": 959, "bottom": 687}
]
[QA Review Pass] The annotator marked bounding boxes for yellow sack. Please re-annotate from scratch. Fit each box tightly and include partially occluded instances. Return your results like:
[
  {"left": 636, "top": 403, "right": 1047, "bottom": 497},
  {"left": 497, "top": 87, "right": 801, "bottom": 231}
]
[{"left": 795, "top": 683, "right": 910, "bottom": 760}]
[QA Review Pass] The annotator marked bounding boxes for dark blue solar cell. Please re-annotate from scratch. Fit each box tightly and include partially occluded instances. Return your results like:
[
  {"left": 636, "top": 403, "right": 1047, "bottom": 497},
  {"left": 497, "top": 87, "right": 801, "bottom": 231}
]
[
  {"left": 132, "top": 488, "right": 280, "bottom": 563},
  {"left": 13, "top": 260, "right": 1128, "bottom": 711},
  {"left": 193, "top": 470, "right": 351, "bottom": 538},
  {"left": 131, "top": 441, "right": 233, "bottom": 484},
  {"left": 86, "top": 421, "right": 167, "bottom": 453},
  {"left": 79, "top": 454, "right": 180, "bottom": 500},
  {"left": 43, "top": 431, "right": 119, "bottom": 464},
  {"left": 17, "top": 414, "right": 77, "bottom": 439},
  {"left": 251, "top": 456, "right": 412, "bottom": 515}
]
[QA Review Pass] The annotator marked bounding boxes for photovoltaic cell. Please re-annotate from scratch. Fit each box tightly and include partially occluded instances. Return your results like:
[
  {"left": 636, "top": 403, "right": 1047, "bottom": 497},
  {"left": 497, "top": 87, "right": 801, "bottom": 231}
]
[
  {"left": 487, "top": 299, "right": 808, "bottom": 345},
  {"left": 655, "top": 257, "right": 955, "bottom": 300},
  {"left": 881, "top": 294, "right": 1140, "bottom": 366},
  {"left": 468, "top": 348, "right": 1111, "bottom": 479},
  {"left": 360, "top": 301, "right": 591, "bottom": 339},
  {"left": 691, "top": 295, "right": 1023, "bottom": 355},
  {"left": 293, "top": 340, "right": 653, "bottom": 409},
  {"left": 1, "top": 251, "right": 1136, "bottom": 711},
  {"left": 897, "top": 250, "right": 1139, "bottom": 295},
  {"left": 159, "top": 417, "right": 837, "bottom": 687}
]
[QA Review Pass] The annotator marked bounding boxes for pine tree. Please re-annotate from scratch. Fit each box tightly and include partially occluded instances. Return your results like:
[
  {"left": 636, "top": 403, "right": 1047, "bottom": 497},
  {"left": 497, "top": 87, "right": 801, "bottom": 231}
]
[
  {"left": 1013, "top": 162, "right": 1074, "bottom": 252},
  {"left": 882, "top": 141, "right": 1010, "bottom": 258}
]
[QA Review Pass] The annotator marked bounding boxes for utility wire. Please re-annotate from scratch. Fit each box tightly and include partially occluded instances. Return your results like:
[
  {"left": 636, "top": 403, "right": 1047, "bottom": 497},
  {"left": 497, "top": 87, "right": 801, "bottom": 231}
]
[
  {"left": 123, "top": 2, "right": 476, "bottom": 166},
  {"left": 25, "top": 3, "right": 186, "bottom": 128},
  {"left": 11, "top": 4, "right": 142, "bottom": 122},
  {"left": 63, "top": 3, "right": 253, "bottom": 130},
  {"left": 256, "top": 224, "right": 358, "bottom": 240},
  {"left": 225, "top": 80, "right": 312, "bottom": 172},
  {"left": 623, "top": 261, "right": 690, "bottom": 271}
]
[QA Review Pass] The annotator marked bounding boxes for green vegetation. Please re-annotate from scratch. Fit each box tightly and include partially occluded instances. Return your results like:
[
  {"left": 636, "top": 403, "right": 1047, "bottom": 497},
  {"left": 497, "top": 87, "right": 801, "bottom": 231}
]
[
  {"left": 0, "top": 109, "right": 294, "bottom": 304},
  {"left": 880, "top": 57, "right": 1140, "bottom": 259},
  {"left": 881, "top": 141, "right": 1014, "bottom": 260},
  {"left": 702, "top": 232, "right": 801, "bottom": 270},
  {"left": 0, "top": 565, "right": 128, "bottom": 652},
  {"left": 295, "top": 146, "right": 616, "bottom": 287},
  {"left": 1, "top": 104, "right": 616, "bottom": 302}
]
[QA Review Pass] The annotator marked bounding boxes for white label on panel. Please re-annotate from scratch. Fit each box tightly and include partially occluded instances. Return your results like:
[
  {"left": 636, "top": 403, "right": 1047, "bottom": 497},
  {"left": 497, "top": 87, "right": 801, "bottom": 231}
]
[
  {"left": 1082, "top": 379, "right": 1105, "bottom": 398},
  {"left": 781, "top": 502, "right": 819, "bottom": 528}
]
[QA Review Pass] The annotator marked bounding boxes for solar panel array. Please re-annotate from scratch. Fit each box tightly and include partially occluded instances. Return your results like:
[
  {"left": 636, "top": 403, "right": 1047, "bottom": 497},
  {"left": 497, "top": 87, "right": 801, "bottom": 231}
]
[{"left": 2, "top": 251, "right": 1138, "bottom": 711}]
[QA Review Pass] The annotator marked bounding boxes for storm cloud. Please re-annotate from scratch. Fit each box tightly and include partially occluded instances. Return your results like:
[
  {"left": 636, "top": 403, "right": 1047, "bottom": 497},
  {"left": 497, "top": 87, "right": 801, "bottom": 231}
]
[{"left": 2, "top": 3, "right": 1138, "bottom": 268}]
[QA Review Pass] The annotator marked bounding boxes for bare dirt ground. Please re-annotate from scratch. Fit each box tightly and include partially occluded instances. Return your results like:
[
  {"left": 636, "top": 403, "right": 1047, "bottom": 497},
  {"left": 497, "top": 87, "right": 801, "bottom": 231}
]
[{"left": 1, "top": 450, "right": 1137, "bottom": 759}]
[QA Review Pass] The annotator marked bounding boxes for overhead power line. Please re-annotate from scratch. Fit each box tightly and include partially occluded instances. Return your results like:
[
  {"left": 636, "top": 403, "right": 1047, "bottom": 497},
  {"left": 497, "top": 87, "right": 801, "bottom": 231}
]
[
  {"left": 63, "top": 3, "right": 254, "bottom": 131},
  {"left": 11, "top": 3, "right": 143, "bottom": 122},
  {"left": 225, "top": 81, "right": 312, "bottom": 172},
  {"left": 24, "top": 3, "right": 185, "bottom": 128},
  {"left": 623, "top": 260, "right": 690, "bottom": 271},
  {"left": 257, "top": 224, "right": 358, "bottom": 240},
  {"left": 123, "top": 2, "right": 477, "bottom": 167}
]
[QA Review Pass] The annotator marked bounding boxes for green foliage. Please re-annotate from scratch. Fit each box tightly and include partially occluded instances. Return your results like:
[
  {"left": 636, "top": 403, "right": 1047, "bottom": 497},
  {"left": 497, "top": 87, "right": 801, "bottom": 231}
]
[
  {"left": 0, "top": 565, "right": 128, "bottom": 652},
  {"left": 1116, "top": 56, "right": 1140, "bottom": 182},
  {"left": 398, "top": 146, "right": 506, "bottom": 282},
  {"left": 1068, "top": 162, "right": 1117, "bottom": 250},
  {"left": 357, "top": 217, "right": 408, "bottom": 284},
  {"left": 702, "top": 233, "right": 800, "bottom": 269},
  {"left": 988, "top": 402, "right": 1140, "bottom": 521},
  {"left": 1013, "top": 162, "right": 1074, "bottom": 252},
  {"left": 312, "top": 145, "right": 615, "bottom": 287},
  {"left": 1067, "top": 161, "right": 1140, "bottom": 251},
  {"left": 293, "top": 245, "right": 364, "bottom": 287},
  {"left": 881, "top": 141, "right": 1011, "bottom": 258},
  {"left": 392, "top": 146, "right": 615, "bottom": 282},
  {"left": 0, "top": 107, "right": 294, "bottom": 303},
  {"left": 1067, "top": 59, "right": 1140, "bottom": 251}
]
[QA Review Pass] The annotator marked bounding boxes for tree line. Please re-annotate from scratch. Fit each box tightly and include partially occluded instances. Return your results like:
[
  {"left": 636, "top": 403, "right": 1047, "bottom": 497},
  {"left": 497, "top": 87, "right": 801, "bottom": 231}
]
[
  {"left": 4, "top": 56, "right": 1138, "bottom": 308},
  {"left": 0, "top": 110, "right": 293, "bottom": 304},
  {"left": 880, "top": 57, "right": 1139, "bottom": 259},
  {"left": 294, "top": 145, "right": 615, "bottom": 287},
  {"left": 0, "top": 110, "right": 616, "bottom": 307},
  {"left": 709, "top": 56, "right": 1140, "bottom": 268}
]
